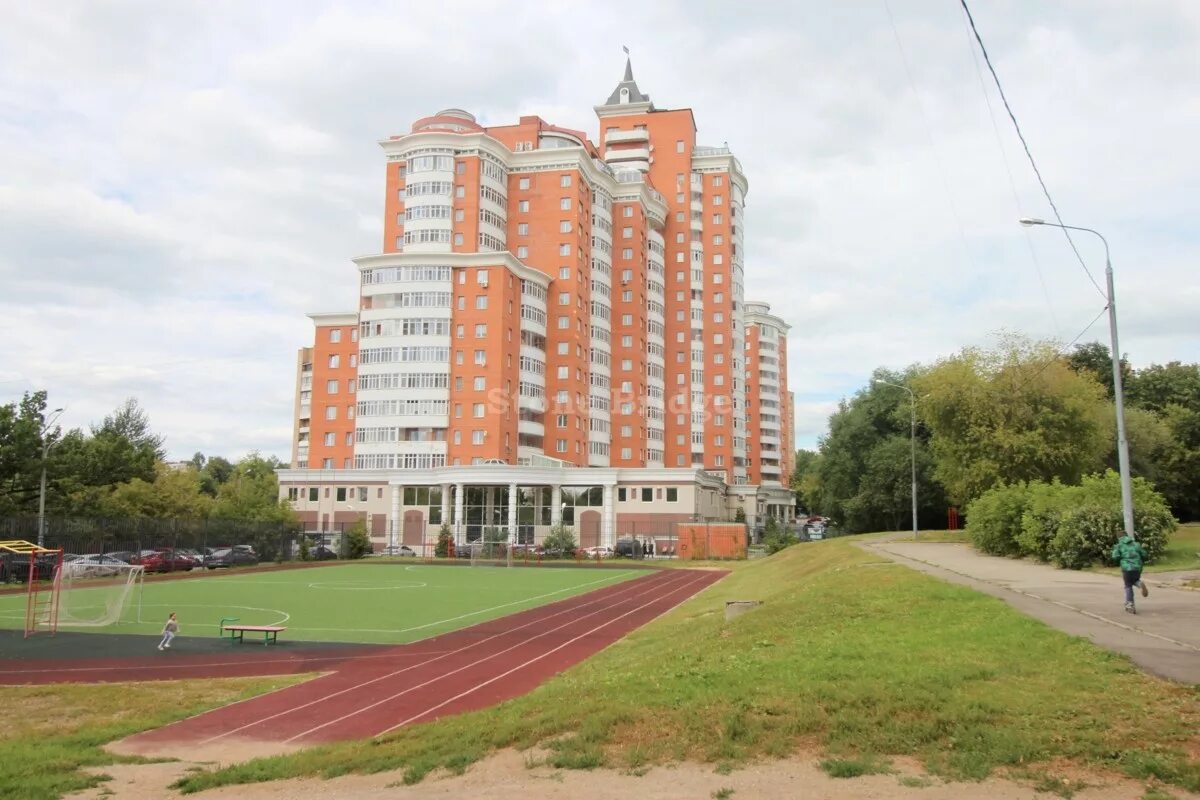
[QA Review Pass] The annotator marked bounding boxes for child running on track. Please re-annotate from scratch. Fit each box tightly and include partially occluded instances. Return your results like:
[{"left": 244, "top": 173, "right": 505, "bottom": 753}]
[
  {"left": 158, "top": 612, "right": 179, "bottom": 650},
  {"left": 1111, "top": 534, "right": 1149, "bottom": 614}
]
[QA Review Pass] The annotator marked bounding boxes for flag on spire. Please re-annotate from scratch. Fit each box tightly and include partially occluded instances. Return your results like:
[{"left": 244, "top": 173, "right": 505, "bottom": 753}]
[{"left": 622, "top": 45, "right": 629, "bottom": 55}]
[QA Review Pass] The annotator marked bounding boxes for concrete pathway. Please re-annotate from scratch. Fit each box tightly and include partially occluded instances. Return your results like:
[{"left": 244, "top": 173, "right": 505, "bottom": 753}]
[{"left": 861, "top": 540, "right": 1200, "bottom": 685}]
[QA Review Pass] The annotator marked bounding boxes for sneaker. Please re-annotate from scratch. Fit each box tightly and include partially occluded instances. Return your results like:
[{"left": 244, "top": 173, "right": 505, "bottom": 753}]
[
  {"left": 1124, "top": 602, "right": 1136, "bottom": 614},
  {"left": 1140, "top": 581, "right": 1149, "bottom": 598},
  {"left": 157, "top": 645, "right": 164, "bottom": 651},
  {"left": 164, "top": 643, "right": 170, "bottom": 648}
]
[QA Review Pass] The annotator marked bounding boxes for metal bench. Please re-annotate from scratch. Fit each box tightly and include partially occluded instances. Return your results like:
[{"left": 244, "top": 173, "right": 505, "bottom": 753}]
[{"left": 222, "top": 624, "right": 286, "bottom": 645}]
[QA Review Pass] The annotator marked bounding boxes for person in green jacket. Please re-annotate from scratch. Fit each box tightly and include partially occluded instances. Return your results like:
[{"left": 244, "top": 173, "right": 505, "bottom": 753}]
[{"left": 1111, "top": 534, "right": 1149, "bottom": 614}]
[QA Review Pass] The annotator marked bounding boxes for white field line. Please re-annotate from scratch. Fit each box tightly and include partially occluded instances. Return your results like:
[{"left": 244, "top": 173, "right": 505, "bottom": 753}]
[
  {"left": 0, "top": 650, "right": 453, "bottom": 678},
  {"left": 197, "top": 570, "right": 678, "bottom": 745},
  {"left": 372, "top": 571, "right": 714, "bottom": 737},
  {"left": 286, "top": 571, "right": 699, "bottom": 743}
]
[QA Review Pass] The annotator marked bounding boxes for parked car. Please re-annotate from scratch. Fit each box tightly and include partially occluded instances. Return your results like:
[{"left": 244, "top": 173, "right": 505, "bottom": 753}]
[
  {"left": 0, "top": 552, "right": 60, "bottom": 582},
  {"left": 63, "top": 554, "right": 129, "bottom": 578},
  {"left": 583, "top": 546, "right": 614, "bottom": 558},
  {"left": 311, "top": 545, "right": 339, "bottom": 561},
  {"left": 130, "top": 549, "right": 196, "bottom": 573},
  {"left": 205, "top": 548, "right": 260, "bottom": 569},
  {"left": 613, "top": 539, "right": 642, "bottom": 557},
  {"left": 379, "top": 544, "right": 417, "bottom": 557},
  {"left": 104, "top": 551, "right": 136, "bottom": 564}
]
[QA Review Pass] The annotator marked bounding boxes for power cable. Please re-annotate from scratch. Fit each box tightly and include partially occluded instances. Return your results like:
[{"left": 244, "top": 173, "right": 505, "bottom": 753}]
[{"left": 958, "top": 0, "right": 1108, "bottom": 300}]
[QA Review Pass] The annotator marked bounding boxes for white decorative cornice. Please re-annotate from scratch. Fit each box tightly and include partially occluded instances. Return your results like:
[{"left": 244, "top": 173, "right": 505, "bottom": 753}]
[{"left": 353, "top": 251, "right": 552, "bottom": 288}]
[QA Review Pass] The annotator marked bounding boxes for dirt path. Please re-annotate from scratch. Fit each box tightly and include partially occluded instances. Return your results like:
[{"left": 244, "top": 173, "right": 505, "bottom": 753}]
[
  {"left": 863, "top": 540, "right": 1200, "bottom": 684},
  {"left": 70, "top": 747, "right": 1199, "bottom": 800}
]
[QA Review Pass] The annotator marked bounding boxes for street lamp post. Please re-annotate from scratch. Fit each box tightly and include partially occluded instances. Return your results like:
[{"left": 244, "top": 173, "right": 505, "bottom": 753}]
[
  {"left": 37, "top": 408, "right": 66, "bottom": 548},
  {"left": 1019, "top": 218, "right": 1135, "bottom": 539},
  {"left": 873, "top": 381, "right": 918, "bottom": 540}
]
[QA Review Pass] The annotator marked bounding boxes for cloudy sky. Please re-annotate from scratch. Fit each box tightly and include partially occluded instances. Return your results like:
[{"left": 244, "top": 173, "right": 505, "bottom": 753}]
[{"left": 1, "top": 0, "right": 1197, "bottom": 461}]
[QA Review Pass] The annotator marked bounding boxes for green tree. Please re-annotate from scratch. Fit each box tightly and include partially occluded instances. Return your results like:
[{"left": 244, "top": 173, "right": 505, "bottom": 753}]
[
  {"left": 789, "top": 449, "right": 821, "bottom": 514},
  {"left": 914, "top": 336, "right": 1110, "bottom": 506},
  {"left": 0, "top": 391, "right": 52, "bottom": 514},
  {"left": 210, "top": 454, "right": 294, "bottom": 524},
  {"left": 101, "top": 463, "right": 213, "bottom": 519},
  {"left": 198, "top": 455, "right": 235, "bottom": 497},
  {"left": 434, "top": 523, "right": 453, "bottom": 558},
  {"left": 344, "top": 518, "right": 371, "bottom": 559},
  {"left": 541, "top": 523, "right": 576, "bottom": 557},
  {"left": 1066, "top": 341, "right": 1131, "bottom": 400},
  {"left": 1126, "top": 361, "right": 1200, "bottom": 414}
]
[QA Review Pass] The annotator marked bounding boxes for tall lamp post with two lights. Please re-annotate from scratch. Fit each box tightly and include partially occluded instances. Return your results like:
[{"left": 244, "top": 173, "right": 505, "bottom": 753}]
[{"left": 37, "top": 407, "right": 66, "bottom": 548}]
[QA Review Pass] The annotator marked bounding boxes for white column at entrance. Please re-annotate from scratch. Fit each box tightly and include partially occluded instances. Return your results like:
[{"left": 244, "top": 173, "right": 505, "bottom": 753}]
[
  {"left": 601, "top": 484, "right": 615, "bottom": 548},
  {"left": 390, "top": 485, "right": 402, "bottom": 552},
  {"left": 551, "top": 485, "right": 562, "bottom": 527},
  {"left": 508, "top": 482, "right": 518, "bottom": 543},
  {"left": 439, "top": 484, "right": 451, "bottom": 532},
  {"left": 454, "top": 482, "right": 465, "bottom": 541}
]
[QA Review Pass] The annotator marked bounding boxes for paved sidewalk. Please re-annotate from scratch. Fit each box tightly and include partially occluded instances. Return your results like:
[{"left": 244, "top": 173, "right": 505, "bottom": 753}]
[{"left": 862, "top": 541, "right": 1200, "bottom": 684}]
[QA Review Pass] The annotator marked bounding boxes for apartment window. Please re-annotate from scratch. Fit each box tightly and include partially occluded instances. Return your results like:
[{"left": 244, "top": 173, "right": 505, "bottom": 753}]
[
  {"left": 473, "top": 376, "right": 486, "bottom": 390},
  {"left": 560, "top": 175, "right": 572, "bottom": 187},
  {"left": 322, "top": 379, "right": 337, "bottom": 394},
  {"left": 559, "top": 267, "right": 570, "bottom": 279},
  {"left": 518, "top": 200, "right": 530, "bottom": 213},
  {"left": 621, "top": 359, "right": 632, "bottom": 370},
  {"left": 519, "top": 177, "right": 530, "bottom": 190},
  {"left": 716, "top": 414, "right": 725, "bottom": 425},
  {"left": 560, "top": 197, "right": 571, "bottom": 210},
  {"left": 620, "top": 447, "right": 632, "bottom": 460},
  {"left": 455, "top": 185, "right": 465, "bottom": 198},
  {"left": 618, "top": 487, "right": 627, "bottom": 501},
  {"left": 325, "top": 406, "right": 337, "bottom": 420},
  {"left": 621, "top": 206, "right": 633, "bottom": 218},
  {"left": 348, "top": 379, "right": 356, "bottom": 394},
  {"left": 559, "top": 244, "right": 571, "bottom": 256},
  {"left": 455, "top": 350, "right": 464, "bottom": 365},
  {"left": 713, "top": 214, "right": 723, "bottom": 224},
  {"left": 620, "top": 290, "right": 631, "bottom": 302},
  {"left": 472, "top": 430, "right": 485, "bottom": 445},
  {"left": 557, "top": 342, "right": 569, "bottom": 355},
  {"left": 558, "top": 292, "right": 570, "bottom": 305},
  {"left": 641, "top": 487, "right": 653, "bottom": 502},
  {"left": 453, "top": 430, "right": 462, "bottom": 445},
  {"left": 329, "top": 329, "right": 341, "bottom": 343},
  {"left": 621, "top": 269, "right": 633, "bottom": 282},
  {"left": 713, "top": 176, "right": 724, "bottom": 187},
  {"left": 556, "top": 414, "right": 567, "bottom": 427},
  {"left": 621, "top": 226, "right": 632, "bottom": 240},
  {"left": 713, "top": 254, "right": 724, "bottom": 265},
  {"left": 454, "top": 233, "right": 464, "bottom": 246},
  {"left": 713, "top": 273, "right": 724, "bottom": 284},
  {"left": 557, "top": 366, "right": 569, "bottom": 379},
  {"left": 473, "top": 403, "right": 485, "bottom": 417},
  {"left": 322, "top": 458, "right": 334, "bottom": 469},
  {"left": 675, "top": 233, "right": 684, "bottom": 243},
  {"left": 713, "top": 195, "right": 724, "bottom": 205},
  {"left": 621, "top": 314, "right": 633, "bottom": 326},
  {"left": 517, "top": 223, "right": 529, "bottom": 235},
  {"left": 328, "top": 355, "right": 340, "bottom": 368},
  {"left": 323, "top": 432, "right": 335, "bottom": 446},
  {"left": 455, "top": 209, "right": 464, "bottom": 222},
  {"left": 517, "top": 246, "right": 529, "bottom": 259},
  {"left": 457, "top": 296, "right": 466, "bottom": 310},
  {"left": 455, "top": 376, "right": 463, "bottom": 391},
  {"left": 557, "top": 316, "right": 570, "bottom": 329},
  {"left": 556, "top": 439, "right": 567, "bottom": 453},
  {"left": 475, "top": 295, "right": 488, "bottom": 309},
  {"left": 455, "top": 404, "right": 462, "bottom": 418},
  {"left": 560, "top": 220, "right": 572, "bottom": 233},
  {"left": 474, "top": 350, "right": 486, "bottom": 365}
]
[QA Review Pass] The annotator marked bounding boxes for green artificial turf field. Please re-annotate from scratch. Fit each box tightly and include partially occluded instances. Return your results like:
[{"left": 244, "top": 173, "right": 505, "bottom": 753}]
[{"left": 0, "top": 564, "right": 645, "bottom": 644}]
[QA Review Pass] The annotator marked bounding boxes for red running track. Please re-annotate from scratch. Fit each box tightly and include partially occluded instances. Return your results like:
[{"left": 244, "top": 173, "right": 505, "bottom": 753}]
[{"left": 119, "top": 568, "right": 723, "bottom": 748}]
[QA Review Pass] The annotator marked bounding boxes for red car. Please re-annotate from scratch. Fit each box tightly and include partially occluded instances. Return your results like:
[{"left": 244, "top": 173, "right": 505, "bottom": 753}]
[{"left": 130, "top": 549, "right": 196, "bottom": 573}]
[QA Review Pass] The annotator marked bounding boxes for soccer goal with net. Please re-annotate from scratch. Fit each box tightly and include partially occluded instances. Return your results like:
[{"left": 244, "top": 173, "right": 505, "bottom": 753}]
[
  {"left": 468, "top": 541, "right": 512, "bottom": 567},
  {"left": 52, "top": 562, "right": 146, "bottom": 629}
]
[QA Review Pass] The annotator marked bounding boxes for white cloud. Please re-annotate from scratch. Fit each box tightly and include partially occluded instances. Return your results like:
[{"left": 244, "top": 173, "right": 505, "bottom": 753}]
[{"left": 1, "top": 0, "right": 1196, "bottom": 459}]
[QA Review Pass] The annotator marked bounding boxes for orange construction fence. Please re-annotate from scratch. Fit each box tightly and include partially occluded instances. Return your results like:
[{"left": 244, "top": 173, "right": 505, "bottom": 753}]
[{"left": 675, "top": 524, "right": 747, "bottom": 560}]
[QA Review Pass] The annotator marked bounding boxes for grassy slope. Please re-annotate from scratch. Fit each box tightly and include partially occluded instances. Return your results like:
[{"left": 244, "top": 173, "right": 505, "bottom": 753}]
[
  {"left": 176, "top": 540, "right": 1200, "bottom": 794},
  {"left": 0, "top": 563, "right": 643, "bottom": 643},
  {"left": 0, "top": 675, "right": 309, "bottom": 800}
]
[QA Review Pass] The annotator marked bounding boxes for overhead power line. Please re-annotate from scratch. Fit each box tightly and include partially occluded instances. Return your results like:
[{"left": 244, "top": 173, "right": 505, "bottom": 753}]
[{"left": 958, "top": 0, "right": 1107, "bottom": 300}]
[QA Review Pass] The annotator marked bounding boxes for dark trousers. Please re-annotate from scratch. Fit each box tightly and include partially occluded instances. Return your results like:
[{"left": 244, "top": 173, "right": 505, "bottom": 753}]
[{"left": 1122, "top": 569, "right": 1143, "bottom": 604}]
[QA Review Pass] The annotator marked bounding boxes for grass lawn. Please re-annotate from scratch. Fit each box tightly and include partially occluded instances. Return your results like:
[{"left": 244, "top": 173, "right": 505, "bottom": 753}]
[
  {"left": 0, "top": 675, "right": 309, "bottom": 800},
  {"left": 0, "top": 563, "right": 644, "bottom": 644},
  {"left": 1148, "top": 522, "right": 1200, "bottom": 572},
  {"left": 175, "top": 538, "right": 1200, "bottom": 795}
]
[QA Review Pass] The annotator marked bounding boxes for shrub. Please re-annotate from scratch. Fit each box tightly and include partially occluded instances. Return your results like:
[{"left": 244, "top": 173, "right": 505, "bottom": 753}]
[
  {"left": 965, "top": 482, "right": 1029, "bottom": 557},
  {"left": 1018, "top": 480, "right": 1077, "bottom": 562},
  {"left": 540, "top": 524, "right": 577, "bottom": 558},
  {"left": 1048, "top": 470, "right": 1176, "bottom": 569},
  {"left": 344, "top": 518, "right": 371, "bottom": 559},
  {"left": 298, "top": 536, "right": 311, "bottom": 561},
  {"left": 434, "top": 524, "right": 452, "bottom": 558}
]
